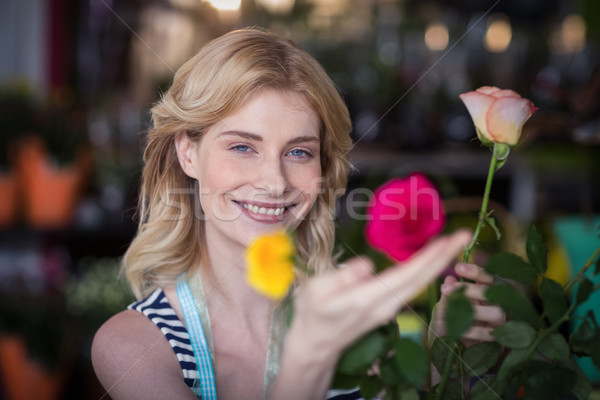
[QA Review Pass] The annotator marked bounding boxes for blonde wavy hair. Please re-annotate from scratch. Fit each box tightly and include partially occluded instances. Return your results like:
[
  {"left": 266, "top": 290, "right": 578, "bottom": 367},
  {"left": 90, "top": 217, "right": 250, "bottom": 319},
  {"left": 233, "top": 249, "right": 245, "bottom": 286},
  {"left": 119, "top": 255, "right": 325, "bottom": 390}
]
[{"left": 124, "top": 28, "right": 353, "bottom": 299}]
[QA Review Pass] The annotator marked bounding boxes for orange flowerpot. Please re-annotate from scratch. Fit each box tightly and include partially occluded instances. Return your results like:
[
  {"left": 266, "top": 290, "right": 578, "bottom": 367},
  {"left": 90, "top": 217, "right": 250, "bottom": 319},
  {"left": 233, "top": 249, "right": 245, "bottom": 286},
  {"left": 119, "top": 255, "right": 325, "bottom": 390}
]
[
  {"left": 0, "top": 172, "right": 18, "bottom": 226},
  {"left": 0, "top": 336, "right": 64, "bottom": 400},
  {"left": 16, "top": 137, "right": 89, "bottom": 229}
]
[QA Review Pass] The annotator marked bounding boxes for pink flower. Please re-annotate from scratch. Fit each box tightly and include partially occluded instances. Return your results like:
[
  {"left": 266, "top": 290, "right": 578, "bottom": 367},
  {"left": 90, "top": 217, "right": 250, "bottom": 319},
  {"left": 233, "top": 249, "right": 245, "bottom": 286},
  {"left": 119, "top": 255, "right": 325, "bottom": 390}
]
[
  {"left": 365, "top": 173, "right": 446, "bottom": 262},
  {"left": 459, "top": 86, "right": 537, "bottom": 146}
]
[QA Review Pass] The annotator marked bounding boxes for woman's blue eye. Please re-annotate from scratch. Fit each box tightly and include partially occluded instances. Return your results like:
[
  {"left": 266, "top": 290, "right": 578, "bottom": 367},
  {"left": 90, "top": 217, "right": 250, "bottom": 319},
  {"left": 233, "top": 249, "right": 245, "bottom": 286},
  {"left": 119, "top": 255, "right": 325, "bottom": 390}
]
[
  {"left": 233, "top": 145, "right": 251, "bottom": 152},
  {"left": 289, "top": 149, "right": 312, "bottom": 158}
]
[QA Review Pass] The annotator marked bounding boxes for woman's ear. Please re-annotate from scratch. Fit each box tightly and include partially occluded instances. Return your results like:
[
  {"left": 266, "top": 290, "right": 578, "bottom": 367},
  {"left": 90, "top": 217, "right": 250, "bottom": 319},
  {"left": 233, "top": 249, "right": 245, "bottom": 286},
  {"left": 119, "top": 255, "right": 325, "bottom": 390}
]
[{"left": 174, "top": 131, "right": 199, "bottom": 179}]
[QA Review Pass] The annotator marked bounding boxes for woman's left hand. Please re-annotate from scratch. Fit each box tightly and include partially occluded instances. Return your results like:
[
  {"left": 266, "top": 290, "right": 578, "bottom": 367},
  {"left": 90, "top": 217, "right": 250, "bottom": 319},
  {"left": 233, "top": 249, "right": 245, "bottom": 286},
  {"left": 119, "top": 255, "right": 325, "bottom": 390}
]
[{"left": 431, "top": 263, "right": 506, "bottom": 346}]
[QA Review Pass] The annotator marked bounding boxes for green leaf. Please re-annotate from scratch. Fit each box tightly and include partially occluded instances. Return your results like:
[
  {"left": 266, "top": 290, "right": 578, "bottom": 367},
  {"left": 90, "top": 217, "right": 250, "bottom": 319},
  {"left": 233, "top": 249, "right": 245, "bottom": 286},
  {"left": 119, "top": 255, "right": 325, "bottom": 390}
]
[
  {"left": 359, "top": 375, "right": 384, "bottom": 400},
  {"left": 432, "top": 381, "right": 464, "bottom": 400},
  {"left": 398, "top": 388, "right": 420, "bottom": 400},
  {"left": 380, "top": 356, "right": 400, "bottom": 386},
  {"left": 430, "top": 337, "right": 451, "bottom": 377},
  {"left": 337, "top": 329, "right": 386, "bottom": 374},
  {"left": 445, "top": 287, "right": 474, "bottom": 342},
  {"left": 569, "top": 318, "right": 599, "bottom": 356},
  {"left": 394, "top": 338, "right": 428, "bottom": 389},
  {"left": 430, "top": 337, "right": 464, "bottom": 378},
  {"left": 507, "top": 361, "right": 576, "bottom": 400},
  {"left": 537, "top": 333, "right": 570, "bottom": 362},
  {"left": 539, "top": 278, "right": 568, "bottom": 325},
  {"left": 483, "top": 252, "right": 539, "bottom": 284},
  {"left": 461, "top": 342, "right": 502, "bottom": 377},
  {"left": 485, "top": 214, "right": 502, "bottom": 240},
  {"left": 470, "top": 376, "right": 500, "bottom": 400},
  {"left": 592, "top": 343, "right": 600, "bottom": 371},
  {"left": 485, "top": 284, "right": 541, "bottom": 328},
  {"left": 576, "top": 277, "right": 594, "bottom": 305},
  {"left": 563, "top": 359, "right": 592, "bottom": 400},
  {"left": 385, "top": 386, "right": 421, "bottom": 400},
  {"left": 491, "top": 321, "right": 536, "bottom": 349},
  {"left": 496, "top": 348, "right": 527, "bottom": 385},
  {"left": 526, "top": 225, "right": 547, "bottom": 274},
  {"left": 330, "top": 372, "right": 361, "bottom": 390}
]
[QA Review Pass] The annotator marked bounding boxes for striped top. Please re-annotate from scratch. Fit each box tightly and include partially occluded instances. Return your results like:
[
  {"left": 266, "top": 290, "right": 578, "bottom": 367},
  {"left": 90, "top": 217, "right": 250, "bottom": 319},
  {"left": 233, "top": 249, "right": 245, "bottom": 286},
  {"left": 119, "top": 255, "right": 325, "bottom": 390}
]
[
  {"left": 129, "top": 288, "right": 363, "bottom": 399},
  {"left": 129, "top": 288, "right": 200, "bottom": 388}
]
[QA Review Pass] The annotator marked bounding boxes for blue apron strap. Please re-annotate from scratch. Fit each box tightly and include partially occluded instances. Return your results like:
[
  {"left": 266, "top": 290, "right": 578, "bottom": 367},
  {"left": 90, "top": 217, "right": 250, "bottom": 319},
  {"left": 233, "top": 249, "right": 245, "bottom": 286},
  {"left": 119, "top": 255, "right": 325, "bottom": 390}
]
[{"left": 176, "top": 274, "right": 218, "bottom": 400}]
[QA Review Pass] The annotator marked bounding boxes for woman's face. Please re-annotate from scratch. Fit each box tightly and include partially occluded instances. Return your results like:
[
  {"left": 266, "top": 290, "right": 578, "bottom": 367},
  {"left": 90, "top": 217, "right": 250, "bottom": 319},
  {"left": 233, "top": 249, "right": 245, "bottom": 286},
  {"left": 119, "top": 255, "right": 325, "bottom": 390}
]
[{"left": 177, "top": 89, "right": 323, "bottom": 251}]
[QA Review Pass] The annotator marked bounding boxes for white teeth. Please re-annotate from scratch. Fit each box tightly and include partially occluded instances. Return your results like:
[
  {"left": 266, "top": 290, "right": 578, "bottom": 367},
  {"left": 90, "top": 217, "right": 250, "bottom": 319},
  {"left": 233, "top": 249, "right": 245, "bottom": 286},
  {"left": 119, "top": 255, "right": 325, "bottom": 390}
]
[{"left": 242, "top": 202, "right": 286, "bottom": 216}]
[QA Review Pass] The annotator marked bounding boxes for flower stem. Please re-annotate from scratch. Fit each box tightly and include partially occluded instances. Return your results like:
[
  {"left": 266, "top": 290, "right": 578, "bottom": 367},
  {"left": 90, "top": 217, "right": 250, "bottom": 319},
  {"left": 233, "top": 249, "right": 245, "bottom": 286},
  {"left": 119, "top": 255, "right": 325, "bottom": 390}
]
[
  {"left": 523, "top": 302, "right": 576, "bottom": 361},
  {"left": 521, "top": 245, "right": 600, "bottom": 361},
  {"left": 462, "top": 153, "right": 498, "bottom": 263},
  {"left": 435, "top": 340, "right": 456, "bottom": 400},
  {"left": 563, "top": 245, "right": 600, "bottom": 294},
  {"left": 435, "top": 153, "right": 498, "bottom": 400}
]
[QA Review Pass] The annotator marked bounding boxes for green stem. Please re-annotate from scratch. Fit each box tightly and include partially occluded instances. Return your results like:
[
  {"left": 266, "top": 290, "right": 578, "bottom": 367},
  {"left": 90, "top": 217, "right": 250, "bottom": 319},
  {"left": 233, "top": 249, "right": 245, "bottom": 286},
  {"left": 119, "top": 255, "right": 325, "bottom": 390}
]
[
  {"left": 458, "top": 346, "right": 465, "bottom": 400},
  {"left": 435, "top": 152, "right": 498, "bottom": 399},
  {"left": 523, "top": 303, "right": 576, "bottom": 361},
  {"left": 462, "top": 154, "right": 498, "bottom": 264},
  {"left": 435, "top": 341, "right": 456, "bottom": 400},
  {"left": 519, "top": 245, "right": 600, "bottom": 364},
  {"left": 563, "top": 245, "right": 600, "bottom": 294}
]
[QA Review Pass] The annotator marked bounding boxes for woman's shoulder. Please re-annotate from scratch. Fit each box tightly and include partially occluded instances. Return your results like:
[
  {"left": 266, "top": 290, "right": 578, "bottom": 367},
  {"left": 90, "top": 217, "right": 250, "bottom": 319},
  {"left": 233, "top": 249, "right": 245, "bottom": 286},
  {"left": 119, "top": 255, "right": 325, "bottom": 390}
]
[
  {"left": 91, "top": 296, "right": 195, "bottom": 399},
  {"left": 91, "top": 308, "right": 172, "bottom": 378}
]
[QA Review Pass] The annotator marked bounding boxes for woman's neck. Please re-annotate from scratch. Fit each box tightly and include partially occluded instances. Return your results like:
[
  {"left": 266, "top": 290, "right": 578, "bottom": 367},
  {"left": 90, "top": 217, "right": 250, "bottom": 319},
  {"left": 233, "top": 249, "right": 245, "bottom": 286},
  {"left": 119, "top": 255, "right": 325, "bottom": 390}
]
[{"left": 198, "top": 235, "right": 275, "bottom": 326}]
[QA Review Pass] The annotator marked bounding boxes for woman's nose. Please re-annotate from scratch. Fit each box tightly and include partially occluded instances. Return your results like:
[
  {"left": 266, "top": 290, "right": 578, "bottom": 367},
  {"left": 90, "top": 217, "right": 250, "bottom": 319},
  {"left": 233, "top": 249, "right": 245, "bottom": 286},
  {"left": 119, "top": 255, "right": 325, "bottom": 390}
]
[{"left": 253, "top": 157, "right": 289, "bottom": 197}]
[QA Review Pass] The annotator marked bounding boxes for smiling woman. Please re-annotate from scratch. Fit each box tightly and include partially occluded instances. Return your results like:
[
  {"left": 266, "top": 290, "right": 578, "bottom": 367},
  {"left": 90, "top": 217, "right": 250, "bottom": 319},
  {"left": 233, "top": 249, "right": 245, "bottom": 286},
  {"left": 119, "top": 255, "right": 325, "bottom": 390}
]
[
  {"left": 174, "top": 89, "right": 323, "bottom": 253},
  {"left": 91, "top": 27, "right": 476, "bottom": 400}
]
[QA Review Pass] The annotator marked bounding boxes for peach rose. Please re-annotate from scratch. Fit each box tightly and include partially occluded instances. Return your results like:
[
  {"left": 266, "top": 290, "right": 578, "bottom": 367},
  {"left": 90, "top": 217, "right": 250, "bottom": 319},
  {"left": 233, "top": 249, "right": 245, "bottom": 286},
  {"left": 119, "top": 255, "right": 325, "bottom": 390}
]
[{"left": 459, "top": 86, "right": 537, "bottom": 146}]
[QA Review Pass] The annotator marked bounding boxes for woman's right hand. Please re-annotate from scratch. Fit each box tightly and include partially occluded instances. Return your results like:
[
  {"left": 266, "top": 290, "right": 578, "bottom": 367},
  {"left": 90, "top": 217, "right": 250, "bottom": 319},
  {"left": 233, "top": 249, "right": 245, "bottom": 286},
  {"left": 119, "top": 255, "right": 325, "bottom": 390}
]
[{"left": 269, "top": 230, "right": 472, "bottom": 400}]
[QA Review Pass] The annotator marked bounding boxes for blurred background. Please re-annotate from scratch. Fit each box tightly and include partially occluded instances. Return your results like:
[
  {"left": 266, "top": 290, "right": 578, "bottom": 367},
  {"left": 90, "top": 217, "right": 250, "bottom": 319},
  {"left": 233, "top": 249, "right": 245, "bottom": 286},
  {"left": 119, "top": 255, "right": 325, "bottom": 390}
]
[{"left": 0, "top": 0, "right": 599, "bottom": 399}]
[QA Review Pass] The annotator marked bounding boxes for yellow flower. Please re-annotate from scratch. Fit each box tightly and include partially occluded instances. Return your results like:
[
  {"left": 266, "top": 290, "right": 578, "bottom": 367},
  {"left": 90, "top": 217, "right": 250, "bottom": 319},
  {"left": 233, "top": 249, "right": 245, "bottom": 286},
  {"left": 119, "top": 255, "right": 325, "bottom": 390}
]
[{"left": 245, "top": 231, "right": 295, "bottom": 300}]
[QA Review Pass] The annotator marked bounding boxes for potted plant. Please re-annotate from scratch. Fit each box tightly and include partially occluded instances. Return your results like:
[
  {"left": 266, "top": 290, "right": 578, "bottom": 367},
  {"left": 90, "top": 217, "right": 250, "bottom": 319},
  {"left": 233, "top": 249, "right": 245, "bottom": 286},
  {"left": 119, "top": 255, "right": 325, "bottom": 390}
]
[
  {"left": 0, "top": 293, "right": 72, "bottom": 400},
  {"left": 16, "top": 93, "right": 91, "bottom": 228},
  {"left": 0, "top": 84, "right": 36, "bottom": 226}
]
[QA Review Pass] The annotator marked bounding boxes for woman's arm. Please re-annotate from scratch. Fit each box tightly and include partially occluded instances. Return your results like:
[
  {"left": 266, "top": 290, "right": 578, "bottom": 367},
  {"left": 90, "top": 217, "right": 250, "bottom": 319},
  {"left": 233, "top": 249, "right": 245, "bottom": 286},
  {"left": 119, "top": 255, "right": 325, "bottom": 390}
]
[
  {"left": 268, "top": 230, "right": 472, "bottom": 400},
  {"left": 91, "top": 310, "right": 198, "bottom": 400}
]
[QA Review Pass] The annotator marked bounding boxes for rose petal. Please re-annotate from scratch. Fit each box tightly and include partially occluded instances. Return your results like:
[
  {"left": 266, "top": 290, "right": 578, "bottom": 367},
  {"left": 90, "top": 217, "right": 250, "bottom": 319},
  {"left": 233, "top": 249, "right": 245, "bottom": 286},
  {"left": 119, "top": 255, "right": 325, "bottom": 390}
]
[
  {"left": 365, "top": 173, "right": 446, "bottom": 262},
  {"left": 486, "top": 97, "right": 535, "bottom": 145},
  {"left": 492, "top": 89, "right": 521, "bottom": 99},
  {"left": 459, "top": 91, "right": 495, "bottom": 141},
  {"left": 476, "top": 86, "right": 502, "bottom": 95}
]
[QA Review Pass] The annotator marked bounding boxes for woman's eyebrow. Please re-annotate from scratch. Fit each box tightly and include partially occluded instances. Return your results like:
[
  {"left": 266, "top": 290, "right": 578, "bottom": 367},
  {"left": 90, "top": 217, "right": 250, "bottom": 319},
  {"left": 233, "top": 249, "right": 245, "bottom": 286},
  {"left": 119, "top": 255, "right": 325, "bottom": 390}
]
[
  {"left": 218, "top": 131, "right": 262, "bottom": 141},
  {"left": 218, "top": 131, "right": 319, "bottom": 146},
  {"left": 287, "top": 136, "right": 320, "bottom": 145}
]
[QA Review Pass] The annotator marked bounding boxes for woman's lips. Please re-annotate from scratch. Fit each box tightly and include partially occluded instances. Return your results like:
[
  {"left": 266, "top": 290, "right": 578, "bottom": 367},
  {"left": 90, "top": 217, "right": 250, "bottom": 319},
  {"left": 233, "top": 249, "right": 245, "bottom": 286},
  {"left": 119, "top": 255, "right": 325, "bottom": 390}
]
[{"left": 234, "top": 201, "right": 295, "bottom": 223}]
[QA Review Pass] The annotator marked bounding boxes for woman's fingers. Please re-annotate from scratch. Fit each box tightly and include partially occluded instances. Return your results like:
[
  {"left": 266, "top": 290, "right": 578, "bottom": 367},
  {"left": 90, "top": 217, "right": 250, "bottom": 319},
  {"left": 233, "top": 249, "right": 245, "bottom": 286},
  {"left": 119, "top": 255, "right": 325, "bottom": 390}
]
[
  {"left": 360, "top": 230, "right": 472, "bottom": 315},
  {"left": 455, "top": 263, "right": 494, "bottom": 285},
  {"left": 473, "top": 304, "right": 506, "bottom": 326},
  {"left": 463, "top": 325, "right": 495, "bottom": 342},
  {"left": 440, "top": 280, "right": 488, "bottom": 301}
]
